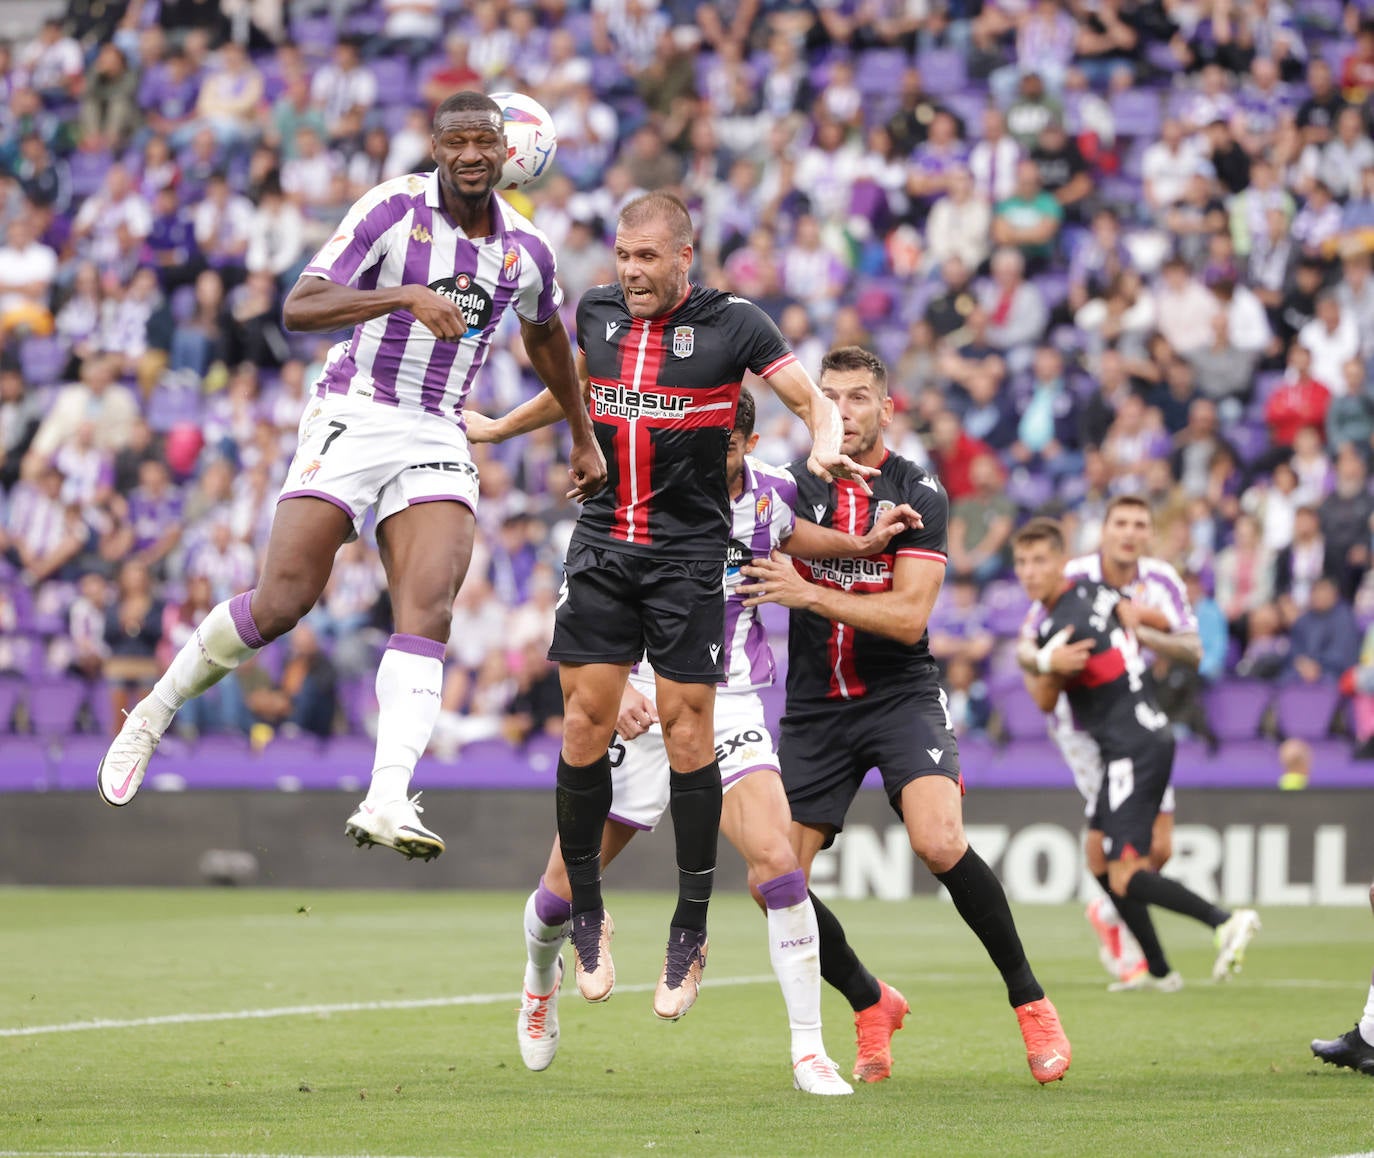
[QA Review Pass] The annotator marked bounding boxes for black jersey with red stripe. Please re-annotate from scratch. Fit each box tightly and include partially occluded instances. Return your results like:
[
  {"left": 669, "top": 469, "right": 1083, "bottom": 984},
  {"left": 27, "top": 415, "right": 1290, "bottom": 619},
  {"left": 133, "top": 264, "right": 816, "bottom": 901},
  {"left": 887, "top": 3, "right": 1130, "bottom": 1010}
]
[
  {"left": 1034, "top": 578, "right": 1166, "bottom": 752},
  {"left": 571, "top": 283, "right": 794, "bottom": 561},
  {"left": 785, "top": 450, "right": 950, "bottom": 704}
]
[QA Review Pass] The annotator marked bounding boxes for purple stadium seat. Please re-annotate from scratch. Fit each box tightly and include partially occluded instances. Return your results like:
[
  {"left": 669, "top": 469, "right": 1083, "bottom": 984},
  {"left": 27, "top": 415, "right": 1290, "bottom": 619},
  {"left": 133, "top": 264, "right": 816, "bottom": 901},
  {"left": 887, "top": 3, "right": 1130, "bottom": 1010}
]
[
  {"left": 1206, "top": 680, "right": 1272, "bottom": 741},
  {"left": 289, "top": 14, "right": 339, "bottom": 52},
  {"left": 68, "top": 149, "right": 113, "bottom": 200},
  {"left": 369, "top": 57, "right": 415, "bottom": 105},
  {"left": 999, "top": 690, "right": 1050, "bottom": 741},
  {"left": 1108, "top": 90, "right": 1163, "bottom": 138},
  {"left": 0, "top": 736, "right": 53, "bottom": 791},
  {"left": 1274, "top": 682, "right": 1343, "bottom": 741},
  {"left": 944, "top": 91, "right": 985, "bottom": 128},
  {"left": 916, "top": 48, "right": 966, "bottom": 96},
  {"left": 857, "top": 49, "right": 912, "bottom": 96},
  {"left": 1321, "top": 40, "right": 1348, "bottom": 72},
  {"left": 0, "top": 677, "right": 22, "bottom": 730},
  {"left": 19, "top": 335, "right": 68, "bottom": 386},
  {"left": 26, "top": 677, "right": 88, "bottom": 736}
]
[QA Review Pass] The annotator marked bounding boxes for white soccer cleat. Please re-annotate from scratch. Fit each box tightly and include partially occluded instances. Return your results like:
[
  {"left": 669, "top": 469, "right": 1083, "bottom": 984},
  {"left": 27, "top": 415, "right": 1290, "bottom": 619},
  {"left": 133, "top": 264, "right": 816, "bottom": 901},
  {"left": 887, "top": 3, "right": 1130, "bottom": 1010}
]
[
  {"left": 1108, "top": 967, "right": 1184, "bottom": 993},
  {"left": 792, "top": 1054, "right": 854, "bottom": 1096},
  {"left": 344, "top": 793, "right": 445, "bottom": 860},
  {"left": 1212, "top": 909, "right": 1261, "bottom": 981},
  {"left": 517, "top": 957, "right": 563, "bottom": 1071},
  {"left": 97, "top": 708, "right": 164, "bottom": 806}
]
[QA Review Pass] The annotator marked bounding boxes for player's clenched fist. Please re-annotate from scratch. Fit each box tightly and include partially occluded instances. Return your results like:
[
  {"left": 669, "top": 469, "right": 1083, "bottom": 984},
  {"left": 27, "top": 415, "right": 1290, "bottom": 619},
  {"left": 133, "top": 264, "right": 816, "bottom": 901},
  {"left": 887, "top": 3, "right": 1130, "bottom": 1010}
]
[
  {"left": 406, "top": 285, "right": 470, "bottom": 342},
  {"left": 567, "top": 437, "right": 608, "bottom": 502}
]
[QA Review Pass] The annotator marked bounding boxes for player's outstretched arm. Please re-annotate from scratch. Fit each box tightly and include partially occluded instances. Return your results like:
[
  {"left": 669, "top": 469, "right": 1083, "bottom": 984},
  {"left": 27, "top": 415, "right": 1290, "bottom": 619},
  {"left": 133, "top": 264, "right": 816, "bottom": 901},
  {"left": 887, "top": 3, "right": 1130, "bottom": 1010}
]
[
  {"left": 739, "top": 551, "right": 942, "bottom": 646},
  {"left": 781, "top": 503, "right": 923, "bottom": 560},
  {"left": 464, "top": 350, "right": 592, "bottom": 444},
  {"left": 520, "top": 319, "right": 606, "bottom": 501},
  {"left": 763, "top": 362, "right": 879, "bottom": 493},
  {"left": 282, "top": 276, "right": 467, "bottom": 338}
]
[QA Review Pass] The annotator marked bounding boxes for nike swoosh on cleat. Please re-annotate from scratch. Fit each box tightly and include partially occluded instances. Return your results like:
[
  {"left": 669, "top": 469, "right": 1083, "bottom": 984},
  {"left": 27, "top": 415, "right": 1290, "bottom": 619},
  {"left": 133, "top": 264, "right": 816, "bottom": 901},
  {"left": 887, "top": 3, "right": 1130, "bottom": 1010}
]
[{"left": 110, "top": 766, "right": 138, "bottom": 800}]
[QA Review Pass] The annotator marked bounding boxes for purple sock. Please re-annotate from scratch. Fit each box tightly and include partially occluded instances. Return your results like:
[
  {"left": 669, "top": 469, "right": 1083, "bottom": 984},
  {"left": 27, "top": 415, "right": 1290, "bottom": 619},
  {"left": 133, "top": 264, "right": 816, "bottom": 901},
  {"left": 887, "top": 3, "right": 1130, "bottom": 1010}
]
[
  {"left": 758, "top": 868, "right": 808, "bottom": 910},
  {"left": 228, "top": 589, "right": 266, "bottom": 649},
  {"left": 534, "top": 876, "right": 571, "bottom": 926}
]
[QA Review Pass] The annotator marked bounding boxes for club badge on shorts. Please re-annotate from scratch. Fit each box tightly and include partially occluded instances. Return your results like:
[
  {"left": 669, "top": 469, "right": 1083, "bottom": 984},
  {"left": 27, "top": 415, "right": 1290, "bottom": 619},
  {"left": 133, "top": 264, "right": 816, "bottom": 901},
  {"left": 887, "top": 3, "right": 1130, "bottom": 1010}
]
[{"left": 672, "top": 325, "right": 694, "bottom": 358}]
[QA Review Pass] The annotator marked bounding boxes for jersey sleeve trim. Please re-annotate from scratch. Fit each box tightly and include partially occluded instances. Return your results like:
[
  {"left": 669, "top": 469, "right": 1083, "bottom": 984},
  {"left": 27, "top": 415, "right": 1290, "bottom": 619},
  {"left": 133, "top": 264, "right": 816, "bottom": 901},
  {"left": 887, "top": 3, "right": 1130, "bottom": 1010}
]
[
  {"left": 759, "top": 352, "right": 798, "bottom": 378},
  {"left": 898, "top": 547, "right": 948, "bottom": 564}
]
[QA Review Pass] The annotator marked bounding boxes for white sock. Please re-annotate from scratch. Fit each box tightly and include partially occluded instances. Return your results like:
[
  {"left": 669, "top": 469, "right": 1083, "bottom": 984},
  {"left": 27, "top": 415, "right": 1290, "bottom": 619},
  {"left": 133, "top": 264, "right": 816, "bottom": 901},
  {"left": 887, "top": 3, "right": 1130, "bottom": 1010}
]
[
  {"left": 523, "top": 888, "right": 570, "bottom": 995},
  {"left": 145, "top": 593, "right": 264, "bottom": 731},
  {"left": 767, "top": 898, "right": 826, "bottom": 1063},
  {"left": 1359, "top": 974, "right": 1374, "bottom": 1046},
  {"left": 366, "top": 634, "right": 445, "bottom": 805}
]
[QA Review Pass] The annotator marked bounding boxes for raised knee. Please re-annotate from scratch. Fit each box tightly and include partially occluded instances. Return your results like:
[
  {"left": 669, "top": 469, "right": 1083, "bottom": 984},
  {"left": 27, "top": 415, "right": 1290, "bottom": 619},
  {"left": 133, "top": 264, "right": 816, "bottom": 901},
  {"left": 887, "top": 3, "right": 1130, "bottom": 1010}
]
[
  {"left": 914, "top": 832, "right": 967, "bottom": 875},
  {"left": 250, "top": 593, "right": 311, "bottom": 642}
]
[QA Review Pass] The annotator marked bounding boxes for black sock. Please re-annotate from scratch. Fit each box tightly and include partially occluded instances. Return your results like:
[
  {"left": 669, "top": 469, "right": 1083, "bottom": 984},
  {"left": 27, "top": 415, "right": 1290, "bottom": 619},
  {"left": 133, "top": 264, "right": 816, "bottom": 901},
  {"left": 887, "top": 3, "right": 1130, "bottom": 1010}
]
[
  {"left": 556, "top": 753, "right": 612, "bottom": 918},
  {"left": 810, "top": 890, "right": 882, "bottom": 1012},
  {"left": 1095, "top": 872, "right": 1111, "bottom": 895},
  {"left": 936, "top": 847, "right": 1044, "bottom": 1008},
  {"left": 668, "top": 761, "right": 722, "bottom": 930},
  {"left": 1126, "top": 870, "right": 1230, "bottom": 929},
  {"left": 1112, "top": 891, "right": 1172, "bottom": 976}
]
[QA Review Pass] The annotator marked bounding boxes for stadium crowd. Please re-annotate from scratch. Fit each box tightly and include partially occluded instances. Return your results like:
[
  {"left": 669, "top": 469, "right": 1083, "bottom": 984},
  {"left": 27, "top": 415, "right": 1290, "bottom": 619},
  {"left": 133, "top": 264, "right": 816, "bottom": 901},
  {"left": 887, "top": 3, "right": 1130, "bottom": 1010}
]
[{"left": 4, "top": 0, "right": 1374, "bottom": 759}]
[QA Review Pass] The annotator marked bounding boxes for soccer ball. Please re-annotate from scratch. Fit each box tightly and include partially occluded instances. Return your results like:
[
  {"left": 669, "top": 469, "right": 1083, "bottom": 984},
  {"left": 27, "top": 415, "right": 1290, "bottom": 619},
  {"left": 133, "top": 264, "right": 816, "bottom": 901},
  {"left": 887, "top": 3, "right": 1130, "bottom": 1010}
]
[{"left": 491, "top": 91, "right": 557, "bottom": 190}]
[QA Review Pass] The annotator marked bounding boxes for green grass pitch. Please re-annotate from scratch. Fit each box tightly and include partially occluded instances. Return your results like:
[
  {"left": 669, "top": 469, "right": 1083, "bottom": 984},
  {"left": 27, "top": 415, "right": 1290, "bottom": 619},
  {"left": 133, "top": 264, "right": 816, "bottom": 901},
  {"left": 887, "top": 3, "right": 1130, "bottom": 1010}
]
[{"left": 2, "top": 888, "right": 1373, "bottom": 1157}]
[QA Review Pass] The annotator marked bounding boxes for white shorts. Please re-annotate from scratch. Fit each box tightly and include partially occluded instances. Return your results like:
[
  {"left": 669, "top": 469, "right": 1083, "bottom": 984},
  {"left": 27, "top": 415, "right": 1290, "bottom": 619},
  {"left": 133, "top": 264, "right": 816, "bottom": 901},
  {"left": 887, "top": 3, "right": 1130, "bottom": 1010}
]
[
  {"left": 278, "top": 391, "right": 480, "bottom": 540},
  {"left": 607, "top": 691, "right": 779, "bottom": 832}
]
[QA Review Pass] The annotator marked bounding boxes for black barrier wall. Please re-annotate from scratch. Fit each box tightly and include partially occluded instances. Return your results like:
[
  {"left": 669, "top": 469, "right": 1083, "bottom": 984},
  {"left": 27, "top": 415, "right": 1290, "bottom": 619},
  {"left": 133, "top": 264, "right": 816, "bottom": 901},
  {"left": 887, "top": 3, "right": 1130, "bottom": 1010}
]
[{"left": 2, "top": 790, "right": 1371, "bottom": 904}]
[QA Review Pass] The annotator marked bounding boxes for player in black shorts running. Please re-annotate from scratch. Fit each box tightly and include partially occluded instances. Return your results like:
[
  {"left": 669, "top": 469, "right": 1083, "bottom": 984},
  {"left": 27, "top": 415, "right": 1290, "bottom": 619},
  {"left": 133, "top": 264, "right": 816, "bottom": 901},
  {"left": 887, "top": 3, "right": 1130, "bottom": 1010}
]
[
  {"left": 466, "top": 193, "right": 875, "bottom": 1022},
  {"left": 1012, "top": 517, "right": 1261, "bottom": 991},
  {"left": 740, "top": 346, "right": 1071, "bottom": 1085}
]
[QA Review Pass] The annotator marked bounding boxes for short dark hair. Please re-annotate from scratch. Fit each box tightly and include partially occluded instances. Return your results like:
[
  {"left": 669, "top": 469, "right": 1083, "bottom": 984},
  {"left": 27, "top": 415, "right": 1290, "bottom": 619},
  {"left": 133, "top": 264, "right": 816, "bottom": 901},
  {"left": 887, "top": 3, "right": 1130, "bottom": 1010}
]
[
  {"left": 617, "top": 192, "right": 694, "bottom": 250},
  {"left": 733, "top": 386, "right": 756, "bottom": 438},
  {"left": 1104, "top": 494, "right": 1153, "bottom": 522},
  {"left": 1012, "top": 517, "right": 1065, "bottom": 554},
  {"left": 433, "top": 90, "right": 502, "bottom": 133},
  {"left": 819, "top": 345, "right": 888, "bottom": 397}
]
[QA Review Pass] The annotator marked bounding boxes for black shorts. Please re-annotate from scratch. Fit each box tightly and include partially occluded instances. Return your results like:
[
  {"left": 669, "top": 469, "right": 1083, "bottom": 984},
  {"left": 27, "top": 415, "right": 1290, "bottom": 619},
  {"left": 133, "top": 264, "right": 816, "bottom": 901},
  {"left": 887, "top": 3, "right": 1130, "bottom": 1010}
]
[
  {"left": 1088, "top": 730, "right": 1175, "bottom": 862},
  {"left": 548, "top": 539, "right": 726, "bottom": 684},
  {"left": 780, "top": 685, "right": 962, "bottom": 843}
]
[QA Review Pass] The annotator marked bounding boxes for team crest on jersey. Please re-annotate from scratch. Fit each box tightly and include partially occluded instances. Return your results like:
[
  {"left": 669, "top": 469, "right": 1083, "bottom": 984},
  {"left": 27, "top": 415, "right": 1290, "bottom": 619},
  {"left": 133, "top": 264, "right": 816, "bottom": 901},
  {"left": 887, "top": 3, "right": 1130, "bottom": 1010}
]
[
  {"left": 501, "top": 248, "right": 521, "bottom": 281},
  {"left": 876, "top": 500, "right": 894, "bottom": 516},
  {"left": 672, "top": 325, "right": 695, "bottom": 358},
  {"left": 755, "top": 493, "right": 772, "bottom": 524},
  {"left": 410, "top": 224, "right": 433, "bottom": 245},
  {"left": 300, "top": 459, "right": 322, "bottom": 483}
]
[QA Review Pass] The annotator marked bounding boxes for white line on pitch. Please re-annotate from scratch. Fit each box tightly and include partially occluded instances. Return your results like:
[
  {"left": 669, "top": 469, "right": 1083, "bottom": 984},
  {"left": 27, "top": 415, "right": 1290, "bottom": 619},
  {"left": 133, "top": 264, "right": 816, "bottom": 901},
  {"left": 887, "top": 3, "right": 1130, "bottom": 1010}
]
[
  {"left": 0, "top": 1152, "right": 439, "bottom": 1158},
  {"left": 0, "top": 975, "right": 776, "bottom": 1038}
]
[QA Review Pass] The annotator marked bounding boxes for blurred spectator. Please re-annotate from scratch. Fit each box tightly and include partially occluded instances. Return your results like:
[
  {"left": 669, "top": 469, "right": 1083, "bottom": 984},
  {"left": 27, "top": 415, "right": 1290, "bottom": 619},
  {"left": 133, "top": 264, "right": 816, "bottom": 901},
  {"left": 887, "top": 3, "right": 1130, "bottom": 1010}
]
[
  {"left": 1143, "top": 120, "right": 1203, "bottom": 220},
  {"left": 102, "top": 558, "right": 164, "bottom": 720},
  {"left": 1286, "top": 575, "right": 1359, "bottom": 682},
  {"left": 978, "top": 247, "right": 1048, "bottom": 373},
  {"left": 948, "top": 453, "right": 1014, "bottom": 586},
  {"left": 925, "top": 166, "right": 992, "bottom": 274},
  {"left": 140, "top": 50, "right": 202, "bottom": 148},
  {"left": 930, "top": 408, "right": 997, "bottom": 501},
  {"left": 1326, "top": 359, "right": 1374, "bottom": 451},
  {"left": 376, "top": 0, "right": 443, "bottom": 67},
  {"left": 19, "top": 18, "right": 84, "bottom": 106},
  {"left": 241, "top": 622, "right": 339, "bottom": 740},
  {"left": 1320, "top": 107, "right": 1374, "bottom": 200},
  {"left": 309, "top": 37, "right": 375, "bottom": 142},
  {"left": 1320, "top": 443, "right": 1374, "bottom": 598},
  {"left": 1276, "top": 503, "right": 1327, "bottom": 621},
  {"left": 29, "top": 354, "right": 139, "bottom": 462},
  {"left": 0, "top": 213, "right": 56, "bottom": 339},
  {"left": 1155, "top": 256, "right": 1218, "bottom": 356},
  {"left": 0, "top": 363, "right": 40, "bottom": 492},
  {"left": 194, "top": 40, "right": 265, "bottom": 156},
  {"left": 1214, "top": 512, "right": 1276, "bottom": 633},
  {"left": 1299, "top": 291, "right": 1361, "bottom": 392},
  {"left": 422, "top": 35, "right": 482, "bottom": 114},
  {"left": 71, "top": 163, "right": 152, "bottom": 273},
  {"left": 78, "top": 43, "right": 141, "bottom": 153},
  {"left": 0, "top": 462, "right": 87, "bottom": 583}
]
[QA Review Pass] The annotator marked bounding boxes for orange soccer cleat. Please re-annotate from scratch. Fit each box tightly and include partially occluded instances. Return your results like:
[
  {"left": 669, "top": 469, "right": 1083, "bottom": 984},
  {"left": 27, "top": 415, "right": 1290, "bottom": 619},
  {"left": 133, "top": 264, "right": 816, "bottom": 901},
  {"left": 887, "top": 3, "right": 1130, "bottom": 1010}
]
[
  {"left": 852, "top": 980, "right": 910, "bottom": 1083},
  {"left": 1016, "top": 996, "right": 1071, "bottom": 1084}
]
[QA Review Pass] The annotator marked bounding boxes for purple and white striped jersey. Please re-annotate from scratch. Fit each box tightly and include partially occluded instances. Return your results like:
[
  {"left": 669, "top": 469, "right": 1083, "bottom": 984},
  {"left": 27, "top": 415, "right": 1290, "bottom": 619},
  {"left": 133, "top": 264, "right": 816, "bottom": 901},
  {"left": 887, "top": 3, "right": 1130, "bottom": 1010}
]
[
  {"left": 302, "top": 172, "right": 563, "bottom": 422},
  {"left": 631, "top": 457, "right": 797, "bottom": 695}
]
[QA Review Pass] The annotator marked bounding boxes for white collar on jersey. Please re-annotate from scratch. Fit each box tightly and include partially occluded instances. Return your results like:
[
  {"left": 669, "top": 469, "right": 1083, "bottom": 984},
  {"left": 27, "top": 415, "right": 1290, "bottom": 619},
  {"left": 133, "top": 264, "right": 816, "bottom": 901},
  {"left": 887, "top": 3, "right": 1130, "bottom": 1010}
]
[{"left": 423, "top": 170, "right": 507, "bottom": 241}]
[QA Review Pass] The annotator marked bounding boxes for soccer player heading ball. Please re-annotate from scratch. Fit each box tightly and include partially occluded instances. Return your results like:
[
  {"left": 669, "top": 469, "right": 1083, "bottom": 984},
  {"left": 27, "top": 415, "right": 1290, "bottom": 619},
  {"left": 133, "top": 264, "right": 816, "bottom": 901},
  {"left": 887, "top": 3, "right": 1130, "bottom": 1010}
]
[
  {"left": 97, "top": 92, "right": 606, "bottom": 851},
  {"left": 466, "top": 192, "right": 877, "bottom": 1022}
]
